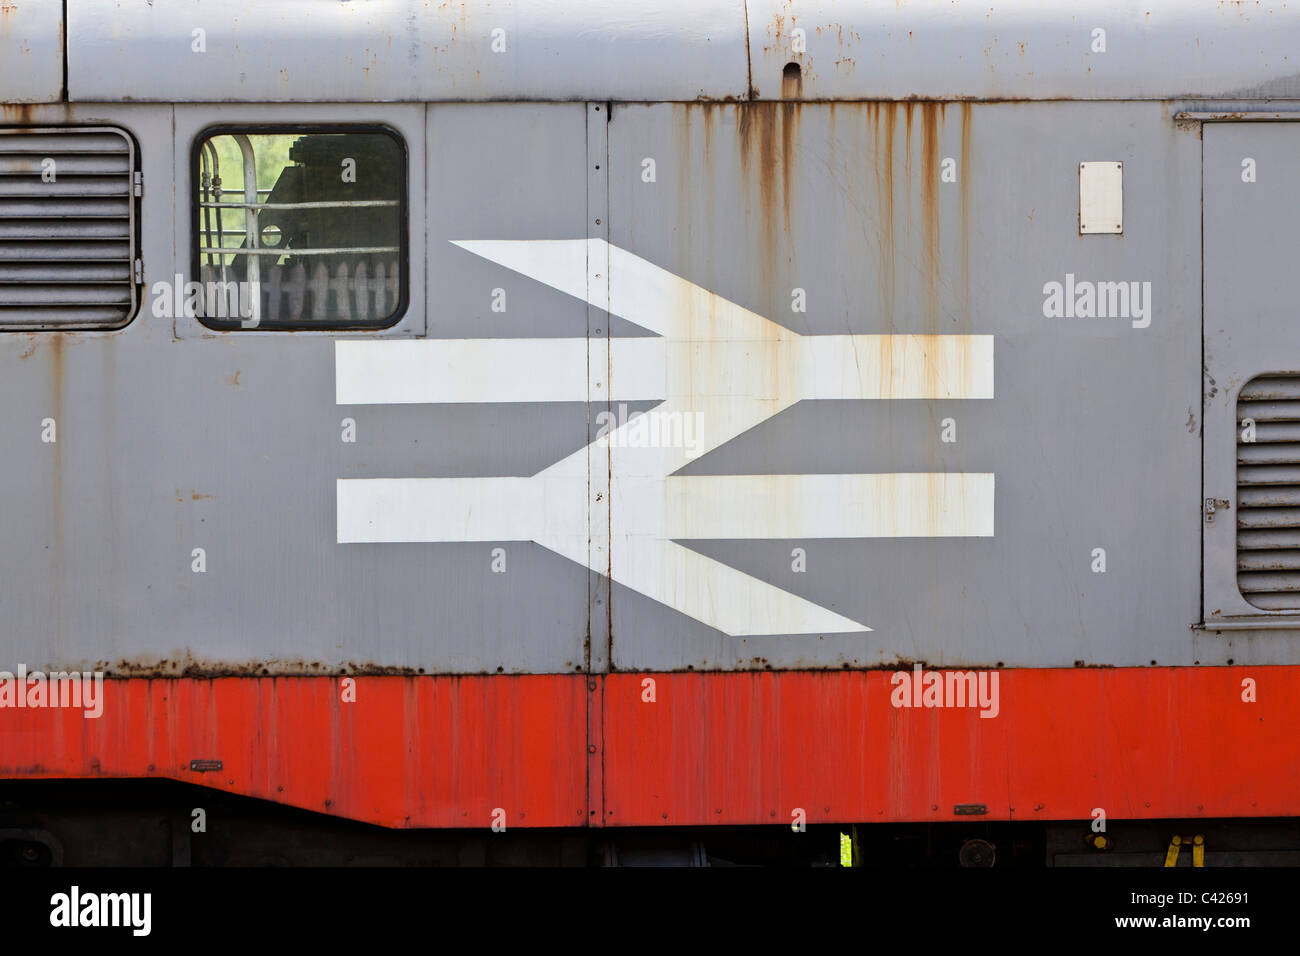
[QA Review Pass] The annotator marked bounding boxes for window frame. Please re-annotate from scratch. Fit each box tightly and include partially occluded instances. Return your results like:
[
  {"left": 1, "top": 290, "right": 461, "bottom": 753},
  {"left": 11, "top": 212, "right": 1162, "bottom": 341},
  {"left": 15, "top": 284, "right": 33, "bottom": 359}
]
[{"left": 187, "top": 123, "right": 410, "bottom": 332}]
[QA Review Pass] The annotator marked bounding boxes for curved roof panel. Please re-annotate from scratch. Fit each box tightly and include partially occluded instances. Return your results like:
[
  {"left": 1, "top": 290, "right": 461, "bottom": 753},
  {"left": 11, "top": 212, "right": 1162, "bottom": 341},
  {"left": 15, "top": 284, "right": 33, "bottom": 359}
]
[{"left": 44, "top": 0, "right": 1300, "bottom": 103}]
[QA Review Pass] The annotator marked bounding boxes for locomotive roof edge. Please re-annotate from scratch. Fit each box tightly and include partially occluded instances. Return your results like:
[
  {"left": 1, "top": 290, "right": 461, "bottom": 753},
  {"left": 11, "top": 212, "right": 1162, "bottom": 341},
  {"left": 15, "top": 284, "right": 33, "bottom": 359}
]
[{"left": 5, "top": 0, "right": 1300, "bottom": 106}]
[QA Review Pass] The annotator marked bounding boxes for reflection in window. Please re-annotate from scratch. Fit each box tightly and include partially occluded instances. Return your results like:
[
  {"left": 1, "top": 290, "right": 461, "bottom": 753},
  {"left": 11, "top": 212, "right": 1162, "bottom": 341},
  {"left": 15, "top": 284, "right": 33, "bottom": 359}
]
[{"left": 195, "top": 130, "right": 404, "bottom": 329}]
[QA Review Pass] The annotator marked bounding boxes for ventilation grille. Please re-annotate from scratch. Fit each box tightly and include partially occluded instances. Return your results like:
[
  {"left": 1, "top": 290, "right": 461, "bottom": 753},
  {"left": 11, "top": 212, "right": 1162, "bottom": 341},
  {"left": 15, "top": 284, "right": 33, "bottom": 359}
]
[
  {"left": 0, "top": 128, "right": 138, "bottom": 329},
  {"left": 1237, "top": 374, "right": 1300, "bottom": 609}
]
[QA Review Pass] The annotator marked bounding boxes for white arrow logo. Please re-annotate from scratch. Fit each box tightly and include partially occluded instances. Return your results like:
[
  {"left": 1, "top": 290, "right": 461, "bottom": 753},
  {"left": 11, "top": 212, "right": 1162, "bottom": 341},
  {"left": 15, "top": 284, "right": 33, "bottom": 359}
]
[{"left": 336, "top": 239, "right": 994, "bottom": 636}]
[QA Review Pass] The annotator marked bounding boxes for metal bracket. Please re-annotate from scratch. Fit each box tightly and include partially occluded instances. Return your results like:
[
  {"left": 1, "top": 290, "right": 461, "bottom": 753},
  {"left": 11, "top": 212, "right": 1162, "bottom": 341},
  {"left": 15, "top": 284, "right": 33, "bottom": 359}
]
[
  {"left": 1204, "top": 498, "right": 1230, "bottom": 523},
  {"left": 1164, "top": 833, "right": 1205, "bottom": 867}
]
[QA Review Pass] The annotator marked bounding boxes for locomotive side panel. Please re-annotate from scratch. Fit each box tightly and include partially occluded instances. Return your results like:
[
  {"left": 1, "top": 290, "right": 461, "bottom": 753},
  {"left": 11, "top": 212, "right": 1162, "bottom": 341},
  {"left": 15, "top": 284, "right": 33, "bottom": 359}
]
[
  {"left": 1203, "top": 122, "right": 1300, "bottom": 626},
  {"left": 604, "top": 100, "right": 1204, "bottom": 671},
  {"left": 1, "top": 103, "right": 595, "bottom": 677}
]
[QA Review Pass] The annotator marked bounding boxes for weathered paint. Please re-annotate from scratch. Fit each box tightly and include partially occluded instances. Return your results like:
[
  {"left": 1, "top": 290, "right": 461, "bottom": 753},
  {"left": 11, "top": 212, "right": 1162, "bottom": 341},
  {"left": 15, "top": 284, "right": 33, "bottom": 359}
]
[
  {"left": 600, "top": 667, "right": 1300, "bottom": 826},
  {"left": 747, "top": 0, "right": 1300, "bottom": 101},
  {"left": 335, "top": 237, "right": 993, "bottom": 638},
  {"left": 4, "top": 4, "right": 1300, "bottom": 834},
  {"left": 0, "top": 0, "right": 63, "bottom": 104},
  {"left": 604, "top": 98, "right": 1204, "bottom": 670},
  {"left": 0, "top": 97, "right": 1258, "bottom": 674},
  {"left": 1, "top": 667, "right": 1296, "bottom": 828},
  {"left": 0, "top": 676, "right": 589, "bottom": 828},
  {"left": 66, "top": 0, "right": 750, "bottom": 103},
  {"left": 1203, "top": 122, "right": 1300, "bottom": 624},
  {"left": 58, "top": 0, "right": 1300, "bottom": 103}
]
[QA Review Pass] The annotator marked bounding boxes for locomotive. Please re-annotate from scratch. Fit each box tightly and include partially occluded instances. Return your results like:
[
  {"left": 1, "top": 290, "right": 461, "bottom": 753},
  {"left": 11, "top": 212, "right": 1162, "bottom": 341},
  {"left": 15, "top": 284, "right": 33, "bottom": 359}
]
[{"left": 2, "top": 0, "right": 1300, "bottom": 866}]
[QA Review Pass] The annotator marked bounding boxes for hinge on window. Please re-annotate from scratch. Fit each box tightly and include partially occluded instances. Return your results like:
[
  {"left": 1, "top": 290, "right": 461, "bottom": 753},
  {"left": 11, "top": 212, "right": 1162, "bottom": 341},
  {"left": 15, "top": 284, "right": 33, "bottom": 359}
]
[
  {"left": 134, "top": 171, "right": 143, "bottom": 197},
  {"left": 134, "top": 258, "right": 143, "bottom": 284}
]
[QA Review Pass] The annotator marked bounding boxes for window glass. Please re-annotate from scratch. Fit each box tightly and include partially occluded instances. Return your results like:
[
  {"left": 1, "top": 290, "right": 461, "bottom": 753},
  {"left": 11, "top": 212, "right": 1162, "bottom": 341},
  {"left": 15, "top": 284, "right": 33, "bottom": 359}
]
[{"left": 195, "top": 129, "right": 404, "bottom": 329}]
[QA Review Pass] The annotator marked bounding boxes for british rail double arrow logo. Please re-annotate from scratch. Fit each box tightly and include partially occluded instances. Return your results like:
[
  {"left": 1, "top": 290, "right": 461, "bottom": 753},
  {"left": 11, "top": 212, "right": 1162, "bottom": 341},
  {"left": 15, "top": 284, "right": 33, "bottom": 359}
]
[{"left": 334, "top": 239, "right": 995, "bottom": 637}]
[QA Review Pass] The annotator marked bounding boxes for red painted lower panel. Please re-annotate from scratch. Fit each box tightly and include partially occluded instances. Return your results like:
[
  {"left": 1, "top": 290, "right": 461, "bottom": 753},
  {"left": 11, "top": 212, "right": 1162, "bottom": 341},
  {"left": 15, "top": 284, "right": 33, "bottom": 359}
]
[
  {"left": 601, "top": 668, "right": 1300, "bottom": 826},
  {"left": 0, "top": 676, "right": 589, "bottom": 829},
  {"left": 0, "top": 667, "right": 1296, "bottom": 828}
]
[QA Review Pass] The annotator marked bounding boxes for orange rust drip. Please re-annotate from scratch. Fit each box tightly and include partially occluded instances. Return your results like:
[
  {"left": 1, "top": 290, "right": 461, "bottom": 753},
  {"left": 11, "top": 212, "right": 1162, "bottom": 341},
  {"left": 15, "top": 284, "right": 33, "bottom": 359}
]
[
  {"left": 960, "top": 102, "right": 973, "bottom": 325},
  {"left": 879, "top": 103, "right": 897, "bottom": 331},
  {"left": 1, "top": 103, "right": 37, "bottom": 124},
  {"left": 49, "top": 333, "right": 63, "bottom": 650},
  {"left": 920, "top": 102, "right": 941, "bottom": 329}
]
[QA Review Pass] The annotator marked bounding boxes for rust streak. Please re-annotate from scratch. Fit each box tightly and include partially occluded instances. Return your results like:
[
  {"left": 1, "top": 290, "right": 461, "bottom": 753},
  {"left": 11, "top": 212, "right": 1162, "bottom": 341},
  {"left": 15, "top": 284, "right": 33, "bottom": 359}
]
[
  {"left": 2, "top": 103, "right": 36, "bottom": 124},
  {"left": 676, "top": 104, "right": 695, "bottom": 279},
  {"left": 960, "top": 102, "right": 972, "bottom": 328},
  {"left": 920, "top": 102, "right": 941, "bottom": 330},
  {"left": 49, "top": 333, "right": 64, "bottom": 652},
  {"left": 738, "top": 104, "right": 783, "bottom": 300},
  {"left": 881, "top": 103, "right": 896, "bottom": 333},
  {"left": 780, "top": 101, "right": 799, "bottom": 237}
]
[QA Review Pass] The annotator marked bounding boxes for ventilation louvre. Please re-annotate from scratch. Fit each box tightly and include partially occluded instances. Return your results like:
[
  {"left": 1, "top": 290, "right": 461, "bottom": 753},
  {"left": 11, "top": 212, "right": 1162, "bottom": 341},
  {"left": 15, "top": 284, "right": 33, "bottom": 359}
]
[
  {"left": 1237, "top": 374, "right": 1300, "bottom": 609},
  {"left": 0, "top": 127, "right": 138, "bottom": 329}
]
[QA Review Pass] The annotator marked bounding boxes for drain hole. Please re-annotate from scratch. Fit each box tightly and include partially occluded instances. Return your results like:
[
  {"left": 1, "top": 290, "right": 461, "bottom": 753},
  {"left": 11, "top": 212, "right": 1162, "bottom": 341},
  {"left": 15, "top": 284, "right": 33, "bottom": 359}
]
[{"left": 782, "top": 61, "right": 803, "bottom": 98}]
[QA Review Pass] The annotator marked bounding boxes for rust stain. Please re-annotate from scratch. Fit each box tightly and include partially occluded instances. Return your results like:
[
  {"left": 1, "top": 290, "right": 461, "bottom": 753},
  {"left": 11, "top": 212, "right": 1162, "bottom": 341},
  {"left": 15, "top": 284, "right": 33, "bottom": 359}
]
[
  {"left": 737, "top": 104, "right": 780, "bottom": 285},
  {"left": 49, "top": 333, "right": 64, "bottom": 651},
  {"left": 781, "top": 63, "right": 803, "bottom": 101},
  {"left": 190, "top": 492, "right": 217, "bottom": 501},
  {"left": 676, "top": 103, "right": 696, "bottom": 279},
  {"left": 879, "top": 102, "right": 896, "bottom": 332},
  {"left": 701, "top": 105, "right": 717, "bottom": 263},
  {"left": 960, "top": 102, "right": 972, "bottom": 326},
  {"left": 780, "top": 103, "right": 798, "bottom": 236},
  {"left": 228, "top": 370, "right": 242, "bottom": 387},
  {"left": 903, "top": 103, "right": 914, "bottom": 326},
  {"left": 63, "top": 653, "right": 504, "bottom": 678},
  {"left": 2, "top": 103, "right": 36, "bottom": 124},
  {"left": 920, "top": 102, "right": 941, "bottom": 329}
]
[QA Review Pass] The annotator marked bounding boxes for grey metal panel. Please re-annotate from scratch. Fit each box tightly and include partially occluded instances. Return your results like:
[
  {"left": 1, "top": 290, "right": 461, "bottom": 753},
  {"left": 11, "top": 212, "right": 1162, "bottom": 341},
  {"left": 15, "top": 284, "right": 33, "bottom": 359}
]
[
  {"left": 747, "top": 0, "right": 1300, "bottom": 101},
  {"left": 586, "top": 103, "right": 612, "bottom": 674},
  {"left": 606, "top": 101, "right": 1203, "bottom": 670},
  {"left": 1203, "top": 123, "right": 1300, "bottom": 625},
  {"left": 0, "top": 128, "right": 138, "bottom": 329},
  {"left": 59, "top": 0, "right": 1300, "bottom": 106},
  {"left": 0, "top": 102, "right": 591, "bottom": 675},
  {"left": 0, "top": 99, "right": 1293, "bottom": 675},
  {"left": 0, "top": 0, "right": 63, "bottom": 104},
  {"left": 66, "top": 0, "right": 749, "bottom": 104}
]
